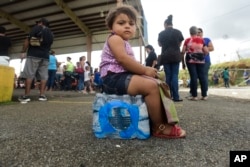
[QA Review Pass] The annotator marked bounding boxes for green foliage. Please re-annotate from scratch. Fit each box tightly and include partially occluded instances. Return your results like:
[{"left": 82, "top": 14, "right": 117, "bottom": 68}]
[
  {"left": 179, "top": 58, "right": 250, "bottom": 87},
  {"left": 210, "top": 58, "right": 250, "bottom": 70}
]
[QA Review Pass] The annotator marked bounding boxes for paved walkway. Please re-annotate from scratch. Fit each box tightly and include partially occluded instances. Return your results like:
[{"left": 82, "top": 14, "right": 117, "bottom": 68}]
[
  {"left": 181, "top": 86, "right": 250, "bottom": 99},
  {"left": 0, "top": 87, "right": 249, "bottom": 167}
]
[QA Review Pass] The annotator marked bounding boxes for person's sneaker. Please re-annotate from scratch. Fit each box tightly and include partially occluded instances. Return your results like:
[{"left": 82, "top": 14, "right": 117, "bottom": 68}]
[
  {"left": 89, "top": 91, "right": 96, "bottom": 94},
  {"left": 38, "top": 95, "right": 47, "bottom": 101},
  {"left": 18, "top": 96, "right": 31, "bottom": 102},
  {"left": 82, "top": 90, "right": 88, "bottom": 94}
]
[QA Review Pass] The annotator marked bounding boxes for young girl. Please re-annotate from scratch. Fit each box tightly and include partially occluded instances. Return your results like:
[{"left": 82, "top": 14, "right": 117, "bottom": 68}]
[{"left": 99, "top": 5, "right": 186, "bottom": 139}]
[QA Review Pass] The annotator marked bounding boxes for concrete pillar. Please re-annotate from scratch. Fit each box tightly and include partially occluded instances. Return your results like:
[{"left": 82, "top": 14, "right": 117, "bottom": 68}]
[{"left": 86, "top": 35, "right": 92, "bottom": 63}]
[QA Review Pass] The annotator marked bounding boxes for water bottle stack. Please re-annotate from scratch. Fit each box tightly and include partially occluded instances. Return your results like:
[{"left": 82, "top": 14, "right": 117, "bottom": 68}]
[{"left": 92, "top": 93, "right": 150, "bottom": 139}]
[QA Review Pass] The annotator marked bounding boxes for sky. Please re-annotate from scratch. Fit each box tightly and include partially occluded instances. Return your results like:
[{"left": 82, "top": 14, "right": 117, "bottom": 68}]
[
  {"left": 141, "top": 0, "right": 250, "bottom": 64},
  {"left": 10, "top": 0, "right": 250, "bottom": 76}
]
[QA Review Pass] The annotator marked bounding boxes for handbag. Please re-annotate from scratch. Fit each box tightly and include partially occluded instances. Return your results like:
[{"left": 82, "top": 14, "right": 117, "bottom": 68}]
[
  {"left": 187, "top": 53, "right": 205, "bottom": 64},
  {"left": 156, "top": 79, "right": 179, "bottom": 124},
  {"left": 29, "top": 37, "right": 41, "bottom": 46},
  {"left": 143, "top": 75, "right": 179, "bottom": 124},
  {"left": 29, "top": 27, "right": 45, "bottom": 46},
  {"left": 186, "top": 37, "right": 206, "bottom": 64}
]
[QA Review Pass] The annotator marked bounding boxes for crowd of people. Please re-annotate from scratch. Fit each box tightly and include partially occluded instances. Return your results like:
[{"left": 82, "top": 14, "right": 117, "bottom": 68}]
[{"left": 16, "top": 54, "right": 102, "bottom": 94}]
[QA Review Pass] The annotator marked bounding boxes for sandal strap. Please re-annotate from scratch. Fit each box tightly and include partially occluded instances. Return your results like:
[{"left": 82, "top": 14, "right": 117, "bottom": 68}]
[
  {"left": 152, "top": 124, "right": 186, "bottom": 139},
  {"left": 158, "top": 124, "right": 166, "bottom": 131}
]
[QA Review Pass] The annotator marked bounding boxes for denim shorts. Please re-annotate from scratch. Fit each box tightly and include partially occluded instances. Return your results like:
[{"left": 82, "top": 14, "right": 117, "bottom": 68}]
[{"left": 102, "top": 72, "right": 133, "bottom": 95}]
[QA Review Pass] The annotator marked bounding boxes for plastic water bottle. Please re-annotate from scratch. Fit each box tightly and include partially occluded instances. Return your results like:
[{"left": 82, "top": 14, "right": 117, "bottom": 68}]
[{"left": 92, "top": 93, "right": 150, "bottom": 139}]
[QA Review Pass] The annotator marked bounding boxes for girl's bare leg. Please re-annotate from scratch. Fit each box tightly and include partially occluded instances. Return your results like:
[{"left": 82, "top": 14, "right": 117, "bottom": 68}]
[{"left": 127, "top": 75, "right": 176, "bottom": 134}]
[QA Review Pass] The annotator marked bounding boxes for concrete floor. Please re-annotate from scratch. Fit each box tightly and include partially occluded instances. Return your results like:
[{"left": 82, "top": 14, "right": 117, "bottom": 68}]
[{"left": 0, "top": 88, "right": 249, "bottom": 167}]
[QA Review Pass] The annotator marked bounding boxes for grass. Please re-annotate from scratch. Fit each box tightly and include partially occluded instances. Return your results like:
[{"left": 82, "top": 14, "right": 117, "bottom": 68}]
[
  {"left": 179, "top": 58, "right": 250, "bottom": 87},
  {"left": 210, "top": 58, "right": 250, "bottom": 69}
]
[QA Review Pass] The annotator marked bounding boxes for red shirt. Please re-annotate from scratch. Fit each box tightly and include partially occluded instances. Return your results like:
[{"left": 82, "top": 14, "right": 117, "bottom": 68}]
[{"left": 184, "top": 36, "right": 204, "bottom": 53}]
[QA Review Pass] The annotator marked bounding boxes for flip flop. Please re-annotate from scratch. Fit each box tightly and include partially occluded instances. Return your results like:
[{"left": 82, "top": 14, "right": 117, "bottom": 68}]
[{"left": 153, "top": 125, "right": 186, "bottom": 139}]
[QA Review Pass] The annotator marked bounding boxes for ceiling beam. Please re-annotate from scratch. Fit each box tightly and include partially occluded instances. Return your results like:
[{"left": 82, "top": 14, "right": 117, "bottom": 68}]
[
  {"left": 54, "top": 0, "right": 91, "bottom": 36},
  {"left": 0, "top": 8, "right": 30, "bottom": 33}
]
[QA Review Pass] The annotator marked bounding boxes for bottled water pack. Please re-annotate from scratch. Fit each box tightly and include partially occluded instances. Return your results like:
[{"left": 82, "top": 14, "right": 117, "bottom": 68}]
[{"left": 92, "top": 93, "right": 150, "bottom": 139}]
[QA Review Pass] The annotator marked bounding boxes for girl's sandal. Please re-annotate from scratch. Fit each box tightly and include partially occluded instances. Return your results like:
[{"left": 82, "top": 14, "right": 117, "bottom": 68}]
[{"left": 152, "top": 124, "right": 186, "bottom": 139}]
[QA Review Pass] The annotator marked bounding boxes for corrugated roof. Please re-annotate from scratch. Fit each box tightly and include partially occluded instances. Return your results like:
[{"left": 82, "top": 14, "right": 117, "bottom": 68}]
[{"left": 0, "top": 0, "right": 147, "bottom": 59}]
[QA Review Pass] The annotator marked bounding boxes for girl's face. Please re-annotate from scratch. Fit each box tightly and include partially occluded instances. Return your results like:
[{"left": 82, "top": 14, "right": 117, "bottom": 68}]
[
  {"left": 112, "top": 13, "right": 136, "bottom": 40},
  {"left": 145, "top": 48, "right": 150, "bottom": 53}
]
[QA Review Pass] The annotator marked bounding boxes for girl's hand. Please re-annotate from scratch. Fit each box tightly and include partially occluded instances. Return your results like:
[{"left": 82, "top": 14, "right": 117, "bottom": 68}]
[{"left": 144, "top": 66, "right": 158, "bottom": 78}]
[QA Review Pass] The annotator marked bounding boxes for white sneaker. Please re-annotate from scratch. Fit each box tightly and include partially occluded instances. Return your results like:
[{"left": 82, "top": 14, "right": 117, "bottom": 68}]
[
  {"left": 82, "top": 91, "right": 88, "bottom": 94},
  {"left": 18, "top": 96, "right": 31, "bottom": 102},
  {"left": 38, "top": 95, "right": 47, "bottom": 101}
]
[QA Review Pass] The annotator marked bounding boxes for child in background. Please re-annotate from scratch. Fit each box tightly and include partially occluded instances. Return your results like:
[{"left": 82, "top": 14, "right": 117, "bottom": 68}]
[
  {"left": 222, "top": 67, "right": 230, "bottom": 88},
  {"left": 99, "top": 5, "right": 186, "bottom": 139},
  {"left": 82, "top": 66, "right": 95, "bottom": 94},
  {"left": 243, "top": 69, "right": 250, "bottom": 85}
]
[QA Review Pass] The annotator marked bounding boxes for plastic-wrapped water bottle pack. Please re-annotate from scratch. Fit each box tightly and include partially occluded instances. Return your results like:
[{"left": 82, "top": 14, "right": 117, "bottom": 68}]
[{"left": 92, "top": 93, "right": 150, "bottom": 139}]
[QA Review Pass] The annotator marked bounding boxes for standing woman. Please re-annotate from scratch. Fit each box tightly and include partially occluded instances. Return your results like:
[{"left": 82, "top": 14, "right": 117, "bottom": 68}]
[
  {"left": 197, "top": 28, "right": 214, "bottom": 95},
  {"left": 76, "top": 56, "right": 86, "bottom": 92},
  {"left": 181, "top": 26, "right": 209, "bottom": 100},
  {"left": 64, "top": 57, "right": 74, "bottom": 91},
  {"left": 145, "top": 45, "right": 158, "bottom": 70},
  {"left": 158, "top": 15, "right": 184, "bottom": 102},
  {"left": 46, "top": 50, "right": 57, "bottom": 91}
]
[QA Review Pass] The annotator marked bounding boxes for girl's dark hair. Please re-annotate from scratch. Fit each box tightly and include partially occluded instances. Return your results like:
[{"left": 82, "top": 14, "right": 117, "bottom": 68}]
[
  {"left": 198, "top": 28, "right": 203, "bottom": 33},
  {"left": 105, "top": 5, "right": 138, "bottom": 30},
  {"left": 145, "top": 45, "right": 154, "bottom": 52},
  {"left": 164, "top": 15, "right": 173, "bottom": 25}
]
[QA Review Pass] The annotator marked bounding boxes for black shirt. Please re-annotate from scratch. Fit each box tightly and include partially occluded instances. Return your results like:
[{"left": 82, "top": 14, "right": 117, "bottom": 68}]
[
  {"left": 158, "top": 27, "right": 184, "bottom": 64},
  {"left": 145, "top": 51, "right": 158, "bottom": 68},
  {"left": 0, "top": 35, "right": 11, "bottom": 56},
  {"left": 27, "top": 25, "right": 54, "bottom": 60}
]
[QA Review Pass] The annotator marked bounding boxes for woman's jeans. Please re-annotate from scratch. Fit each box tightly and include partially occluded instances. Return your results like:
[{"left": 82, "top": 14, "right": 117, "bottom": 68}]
[
  {"left": 77, "top": 73, "right": 84, "bottom": 91},
  {"left": 163, "top": 63, "right": 180, "bottom": 100},
  {"left": 186, "top": 62, "right": 207, "bottom": 97},
  {"left": 47, "top": 69, "right": 56, "bottom": 90},
  {"left": 204, "top": 62, "right": 211, "bottom": 92}
]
